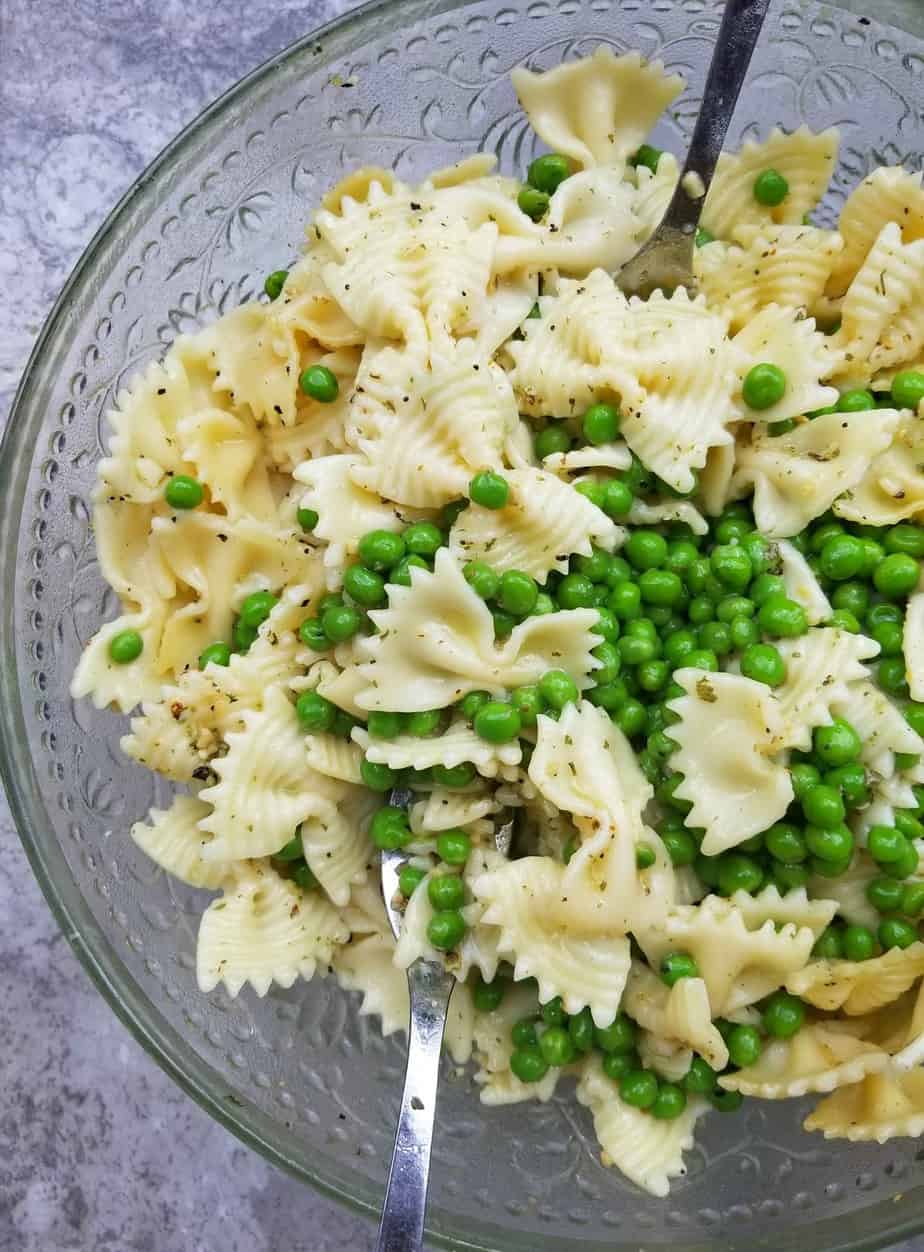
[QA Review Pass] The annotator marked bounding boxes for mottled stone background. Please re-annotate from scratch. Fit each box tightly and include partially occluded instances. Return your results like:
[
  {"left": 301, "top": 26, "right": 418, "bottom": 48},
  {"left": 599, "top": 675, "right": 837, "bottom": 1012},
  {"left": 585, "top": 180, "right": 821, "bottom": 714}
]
[{"left": 0, "top": 1, "right": 921, "bottom": 1250}]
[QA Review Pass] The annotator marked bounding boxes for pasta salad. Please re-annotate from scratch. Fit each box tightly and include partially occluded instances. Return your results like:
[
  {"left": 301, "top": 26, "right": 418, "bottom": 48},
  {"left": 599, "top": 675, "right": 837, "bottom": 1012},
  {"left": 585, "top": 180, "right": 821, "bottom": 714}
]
[{"left": 72, "top": 46, "right": 924, "bottom": 1196}]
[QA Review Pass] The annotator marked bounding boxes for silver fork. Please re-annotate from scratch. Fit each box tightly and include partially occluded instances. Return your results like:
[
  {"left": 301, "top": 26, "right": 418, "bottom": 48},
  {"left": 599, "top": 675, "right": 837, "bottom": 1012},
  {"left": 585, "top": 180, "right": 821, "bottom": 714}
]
[
  {"left": 616, "top": 0, "right": 771, "bottom": 299},
  {"left": 374, "top": 797, "right": 514, "bottom": 1252}
]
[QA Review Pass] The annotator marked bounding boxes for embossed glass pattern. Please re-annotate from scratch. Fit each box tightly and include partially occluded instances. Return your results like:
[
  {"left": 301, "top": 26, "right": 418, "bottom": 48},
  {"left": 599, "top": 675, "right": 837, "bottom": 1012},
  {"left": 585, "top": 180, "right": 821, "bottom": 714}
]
[{"left": 4, "top": 1, "right": 924, "bottom": 1248}]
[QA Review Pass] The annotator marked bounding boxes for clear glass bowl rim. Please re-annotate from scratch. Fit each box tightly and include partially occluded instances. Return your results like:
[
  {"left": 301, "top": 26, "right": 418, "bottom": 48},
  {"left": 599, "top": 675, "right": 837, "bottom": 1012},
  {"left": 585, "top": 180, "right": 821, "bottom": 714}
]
[{"left": 4, "top": 1, "right": 924, "bottom": 1248}]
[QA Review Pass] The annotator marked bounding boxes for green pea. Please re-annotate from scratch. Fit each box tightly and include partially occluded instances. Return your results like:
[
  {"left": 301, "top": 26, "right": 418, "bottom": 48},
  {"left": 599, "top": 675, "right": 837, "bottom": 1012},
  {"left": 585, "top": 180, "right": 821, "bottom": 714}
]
[
  {"left": 684, "top": 1057, "right": 717, "bottom": 1094},
  {"left": 711, "top": 1088, "right": 744, "bottom": 1113},
  {"left": 428, "top": 873, "right": 465, "bottom": 912},
  {"left": 824, "top": 762, "right": 869, "bottom": 809},
  {"left": 294, "top": 690, "right": 335, "bottom": 732},
  {"left": 472, "top": 977, "right": 505, "bottom": 1013},
  {"left": 889, "top": 370, "right": 924, "bottom": 410},
  {"left": 568, "top": 1007, "right": 595, "bottom": 1053},
  {"left": 532, "top": 592, "right": 556, "bottom": 617},
  {"left": 630, "top": 143, "right": 663, "bottom": 173},
  {"left": 343, "top": 564, "right": 386, "bottom": 608},
  {"left": 473, "top": 701, "right": 521, "bottom": 743},
  {"left": 321, "top": 603, "right": 362, "bottom": 643},
  {"left": 883, "top": 839, "right": 920, "bottom": 880},
  {"left": 639, "top": 568, "right": 684, "bottom": 607},
  {"left": 582, "top": 402, "right": 621, "bottom": 445},
  {"left": 790, "top": 764, "right": 821, "bottom": 804},
  {"left": 878, "top": 656, "right": 909, "bottom": 696},
  {"left": 358, "top": 529, "right": 405, "bottom": 571},
  {"left": 297, "top": 507, "right": 319, "bottom": 532},
  {"left": 880, "top": 917, "right": 919, "bottom": 950},
  {"left": 884, "top": 524, "right": 924, "bottom": 561},
  {"left": 459, "top": 690, "right": 491, "bottom": 721},
  {"left": 660, "top": 951, "right": 699, "bottom": 986},
  {"left": 390, "top": 554, "right": 429, "bottom": 587},
  {"left": 469, "top": 470, "right": 509, "bottom": 510},
  {"left": 434, "top": 829, "right": 470, "bottom": 866},
  {"left": 727, "top": 1024, "right": 762, "bottom": 1068},
  {"left": 867, "top": 876, "right": 904, "bottom": 914},
  {"left": 709, "top": 544, "right": 752, "bottom": 591},
  {"left": 626, "top": 530, "right": 668, "bottom": 571},
  {"left": 370, "top": 806, "right": 410, "bottom": 850},
  {"left": 462, "top": 560, "right": 500, "bottom": 601},
  {"left": 875, "top": 553, "right": 920, "bottom": 599},
  {"left": 868, "top": 601, "right": 903, "bottom": 628},
  {"left": 716, "top": 594, "right": 756, "bottom": 623},
  {"left": 299, "top": 364, "right": 339, "bottom": 403},
  {"left": 742, "top": 362, "right": 787, "bottom": 409},
  {"left": 527, "top": 152, "right": 571, "bottom": 194},
  {"left": 431, "top": 763, "right": 476, "bottom": 791},
  {"left": 498, "top": 570, "right": 539, "bottom": 617},
  {"left": 717, "top": 853, "right": 764, "bottom": 896},
  {"left": 818, "top": 533, "right": 863, "bottom": 582},
  {"left": 404, "top": 709, "right": 441, "bottom": 737},
  {"left": 399, "top": 522, "right": 441, "bottom": 559},
  {"left": 837, "top": 388, "right": 876, "bottom": 412},
  {"left": 108, "top": 629, "right": 143, "bottom": 664},
  {"left": 517, "top": 185, "right": 549, "bottom": 220},
  {"left": 662, "top": 629, "right": 696, "bottom": 666},
  {"left": 291, "top": 862, "right": 318, "bottom": 891},
  {"left": 239, "top": 590, "right": 278, "bottom": 629},
  {"left": 594, "top": 607, "right": 621, "bottom": 643},
  {"left": 772, "top": 861, "right": 810, "bottom": 891},
  {"left": 508, "top": 1045, "right": 548, "bottom": 1084},
  {"left": 538, "top": 668, "right": 579, "bottom": 711},
  {"left": 758, "top": 595, "right": 808, "bottom": 638},
  {"left": 360, "top": 758, "right": 398, "bottom": 792},
  {"left": 684, "top": 557, "right": 712, "bottom": 594},
  {"left": 801, "top": 784, "right": 846, "bottom": 829},
  {"left": 398, "top": 865, "right": 426, "bottom": 899},
  {"left": 805, "top": 818, "right": 853, "bottom": 860},
  {"left": 535, "top": 423, "right": 572, "bottom": 459},
  {"left": 368, "top": 711, "right": 404, "bottom": 740},
  {"left": 753, "top": 168, "right": 789, "bottom": 205},
  {"left": 739, "top": 641, "right": 786, "bottom": 687},
  {"left": 574, "top": 479, "right": 607, "bottom": 509},
  {"left": 638, "top": 659, "right": 669, "bottom": 693},
  {"left": 511, "top": 1018, "right": 539, "bottom": 1049},
  {"left": 263, "top": 269, "right": 288, "bottom": 299},
  {"left": 896, "top": 811, "right": 924, "bottom": 841},
  {"left": 599, "top": 1052, "right": 634, "bottom": 1081},
  {"left": 867, "top": 824, "right": 906, "bottom": 865},
  {"left": 761, "top": 991, "right": 805, "bottom": 1039},
  {"left": 858, "top": 538, "right": 886, "bottom": 577},
  {"left": 442, "top": 499, "right": 468, "bottom": 529},
  {"left": 831, "top": 581, "right": 870, "bottom": 617},
  {"left": 198, "top": 641, "right": 231, "bottom": 670},
  {"left": 274, "top": 832, "right": 304, "bottom": 862},
  {"left": 750, "top": 573, "right": 786, "bottom": 605},
  {"left": 602, "top": 478, "right": 634, "bottom": 517},
  {"left": 617, "top": 699, "right": 647, "bottom": 737},
  {"left": 714, "top": 516, "right": 752, "bottom": 544},
  {"left": 730, "top": 617, "right": 760, "bottom": 649},
  {"left": 164, "top": 474, "right": 204, "bottom": 509},
  {"left": 594, "top": 1014, "right": 637, "bottom": 1054},
  {"left": 695, "top": 226, "right": 716, "bottom": 248},
  {"left": 428, "top": 909, "right": 466, "bottom": 950},
  {"left": 538, "top": 1025, "right": 576, "bottom": 1068},
  {"left": 556, "top": 572, "right": 594, "bottom": 610},
  {"left": 651, "top": 1083, "right": 687, "bottom": 1120},
  {"left": 632, "top": 841, "right": 655, "bottom": 871},
  {"left": 870, "top": 620, "right": 904, "bottom": 656},
  {"left": 765, "top": 821, "right": 807, "bottom": 864},
  {"left": 685, "top": 648, "right": 719, "bottom": 672},
  {"left": 619, "top": 1069, "right": 659, "bottom": 1109},
  {"left": 902, "top": 881, "right": 924, "bottom": 917}
]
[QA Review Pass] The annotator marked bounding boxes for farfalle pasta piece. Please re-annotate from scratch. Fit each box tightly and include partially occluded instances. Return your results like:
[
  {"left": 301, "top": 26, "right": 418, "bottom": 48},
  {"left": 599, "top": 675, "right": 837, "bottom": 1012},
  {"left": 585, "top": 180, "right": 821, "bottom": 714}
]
[
  {"left": 656, "top": 894, "right": 817, "bottom": 1016},
  {"left": 616, "top": 289, "right": 736, "bottom": 494},
  {"left": 202, "top": 301, "right": 301, "bottom": 425},
  {"left": 263, "top": 349, "right": 360, "bottom": 470},
  {"left": 474, "top": 982, "right": 559, "bottom": 1106},
  {"left": 827, "top": 166, "right": 924, "bottom": 298},
  {"left": 576, "top": 1055, "right": 708, "bottom": 1197},
  {"left": 777, "top": 538, "right": 833, "bottom": 626},
  {"left": 808, "top": 853, "right": 880, "bottom": 931},
  {"left": 632, "top": 152, "right": 680, "bottom": 239},
  {"left": 333, "top": 929, "right": 409, "bottom": 1037},
  {"left": 719, "top": 1022, "right": 889, "bottom": 1099},
  {"left": 906, "top": 584, "right": 924, "bottom": 702},
  {"left": 176, "top": 407, "right": 276, "bottom": 522},
  {"left": 507, "top": 270, "right": 637, "bottom": 418},
  {"left": 315, "top": 177, "right": 498, "bottom": 352},
  {"left": 348, "top": 341, "right": 517, "bottom": 508},
  {"left": 695, "top": 224, "right": 843, "bottom": 331},
  {"left": 833, "top": 223, "right": 924, "bottom": 379},
  {"left": 271, "top": 245, "right": 364, "bottom": 349},
  {"left": 772, "top": 628, "right": 880, "bottom": 752},
  {"left": 786, "top": 942, "right": 924, "bottom": 1015},
  {"left": 622, "top": 962, "right": 728, "bottom": 1071},
  {"left": 831, "top": 678, "right": 924, "bottom": 779},
  {"left": 410, "top": 786, "right": 499, "bottom": 833},
  {"left": 354, "top": 719, "right": 521, "bottom": 780},
  {"left": 511, "top": 47, "right": 683, "bottom": 170},
  {"left": 196, "top": 861, "right": 347, "bottom": 996},
  {"left": 626, "top": 498, "right": 709, "bottom": 536},
  {"left": 527, "top": 700, "right": 651, "bottom": 824},
  {"left": 667, "top": 668, "right": 793, "bottom": 856},
  {"left": 636, "top": 1033, "right": 692, "bottom": 1084},
  {"left": 701, "top": 126, "right": 838, "bottom": 240},
  {"left": 835, "top": 411, "right": 924, "bottom": 527},
  {"left": 471, "top": 856, "right": 632, "bottom": 1027},
  {"left": 541, "top": 442, "right": 632, "bottom": 474},
  {"left": 354, "top": 549, "right": 600, "bottom": 712},
  {"left": 130, "top": 794, "right": 233, "bottom": 891},
  {"left": 300, "top": 791, "right": 377, "bottom": 908},
  {"left": 196, "top": 688, "right": 339, "bottom": 861},
  {"left": 731, "top": 305, "right": 839, "bottom": 425},
  {"left": 804, "top": 1070, "right": 924, "bottom": 1143},
  {"left": 448, "top": 467, "right": 620, "bottom": 580},
  {"left": 304, "top": 733, "right": 364, "bottom": 784},
  {"left": 727, "top": 884, "right": 837, "bottom": 940},
  {"left": 538, "top": 166, "right": 642, "bottom": 275},
  {"left": 733, "top": 407, "right": 901, "bottom": 537}
]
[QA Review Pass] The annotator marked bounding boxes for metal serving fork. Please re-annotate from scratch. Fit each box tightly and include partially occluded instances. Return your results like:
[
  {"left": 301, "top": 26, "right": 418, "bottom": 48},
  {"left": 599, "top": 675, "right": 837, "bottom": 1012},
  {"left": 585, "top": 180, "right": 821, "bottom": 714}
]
[
  {"left": 374, "top": 793, "right": 514, "bottom": 1252},
  {"left": 616, "top": 0, "right": 771, "bottom": 299}
]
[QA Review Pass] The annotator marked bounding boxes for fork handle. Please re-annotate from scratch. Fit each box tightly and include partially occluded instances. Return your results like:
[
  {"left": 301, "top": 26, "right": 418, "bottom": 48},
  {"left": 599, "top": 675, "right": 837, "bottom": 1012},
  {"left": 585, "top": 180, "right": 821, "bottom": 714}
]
[
  {"left": 375, "top": 961, "right": 453, "bottom": 1252},
  {"left": 661, "top": 0, "right": 772, "bottom": 235}
]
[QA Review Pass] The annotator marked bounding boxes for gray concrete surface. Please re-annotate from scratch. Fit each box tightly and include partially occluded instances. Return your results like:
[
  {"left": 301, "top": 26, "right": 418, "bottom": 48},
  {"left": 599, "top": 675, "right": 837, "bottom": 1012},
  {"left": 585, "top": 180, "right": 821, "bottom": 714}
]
[{"left": 0, "top": 1, "right": 921, "bottom": 1250}]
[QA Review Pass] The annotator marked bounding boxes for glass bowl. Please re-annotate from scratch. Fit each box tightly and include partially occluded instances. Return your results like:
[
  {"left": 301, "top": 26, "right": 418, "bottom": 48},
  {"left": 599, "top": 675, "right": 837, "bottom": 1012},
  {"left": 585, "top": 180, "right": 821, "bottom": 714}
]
[{"left": 5, "top": 0, "right": 924, "bottom": 1248}]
